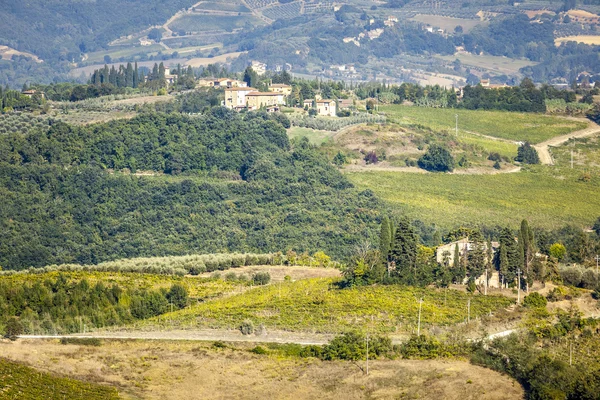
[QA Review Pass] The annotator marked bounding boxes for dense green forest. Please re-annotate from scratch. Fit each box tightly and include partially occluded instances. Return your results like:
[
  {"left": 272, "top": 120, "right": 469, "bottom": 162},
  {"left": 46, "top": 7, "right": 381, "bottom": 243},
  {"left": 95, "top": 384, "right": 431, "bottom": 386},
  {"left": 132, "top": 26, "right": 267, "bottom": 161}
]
[{"left": 0, "top": 110, "right": 382, "bottom": 269}]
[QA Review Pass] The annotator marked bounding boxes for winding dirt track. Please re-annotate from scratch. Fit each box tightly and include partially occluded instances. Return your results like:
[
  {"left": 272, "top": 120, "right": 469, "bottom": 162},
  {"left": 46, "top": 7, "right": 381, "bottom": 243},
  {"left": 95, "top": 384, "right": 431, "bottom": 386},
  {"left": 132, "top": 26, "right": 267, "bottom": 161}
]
[{"left": 534, "top": 120, "right": 600, "bottom": 165}]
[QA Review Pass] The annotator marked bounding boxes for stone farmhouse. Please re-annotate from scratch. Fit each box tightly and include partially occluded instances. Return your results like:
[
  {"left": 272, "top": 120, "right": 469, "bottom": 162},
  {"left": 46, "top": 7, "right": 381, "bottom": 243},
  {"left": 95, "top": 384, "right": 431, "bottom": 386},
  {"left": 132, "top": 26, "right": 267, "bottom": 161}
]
[
  {"left": 316, "top": 99, "right": 336, "bottom": 117},
  {"left": 436, "top": 238, "right": 501, "bottom": 288}
]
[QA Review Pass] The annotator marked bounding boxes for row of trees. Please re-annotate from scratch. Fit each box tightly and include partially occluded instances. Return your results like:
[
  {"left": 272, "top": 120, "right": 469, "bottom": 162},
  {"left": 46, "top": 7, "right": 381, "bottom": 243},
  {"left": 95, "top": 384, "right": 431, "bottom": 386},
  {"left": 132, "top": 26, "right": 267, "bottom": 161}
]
[
  {"left": 344, "top": 216, "right": 599, "bottom": 290},
  {"left": 0, "top": 275, "right": 188, "bottom": 336}
]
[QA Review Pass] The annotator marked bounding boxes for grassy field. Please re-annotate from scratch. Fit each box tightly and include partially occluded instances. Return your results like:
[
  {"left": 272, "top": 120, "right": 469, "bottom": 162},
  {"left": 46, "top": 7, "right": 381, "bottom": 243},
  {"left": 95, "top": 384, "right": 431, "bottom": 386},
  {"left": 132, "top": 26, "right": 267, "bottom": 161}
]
[
  {"left": 195, "top": 2, "right": 250, "bottom": 12},
  {"left": 138, "top": 278, "right": 513, "bottom": 334},
  {"left": 1, "top": 340, "right": 523, "bottom": 400},
  {"left": 436, "top": 53, "right": 538, "bottom": 75},
  {"left": 382, "top": 105, "right": 587, "bottom": 143},
  {"left": 170, "top": 14, "right": 265, "bottom": 33},
  {"left": 347, "top": 170, "right": 600, "bottom": 230},
  {"left": 85, "top": 44, "right": 164, "bottom": 63},
  {"left": 551, "top": 134, "right": 600, "bottom": 170},
  {"left": 0, "top": 358, "right": 120, "bottom": 399},
  {"left": 555, "top": 35, "right": 600, "bottom": 45},
  {"left": 410, "top": 15, "right": 485, "bottom": 33},
  {"left": 460, "top": 132, "right": 519, "bottom": 158},
  {"left": 287, "top": 126, "right": 334, "bottom": 145}
]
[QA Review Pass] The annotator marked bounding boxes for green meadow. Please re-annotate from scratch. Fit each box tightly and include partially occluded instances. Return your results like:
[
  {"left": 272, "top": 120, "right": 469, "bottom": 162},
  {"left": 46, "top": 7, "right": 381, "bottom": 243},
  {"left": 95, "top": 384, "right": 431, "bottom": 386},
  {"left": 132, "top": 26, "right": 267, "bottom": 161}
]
[
  {"left": 382, "top": 105, "right": 587, "bottom": 144},
  {"left": 347, "top": 170, "right": 600, "bottom": 230}
]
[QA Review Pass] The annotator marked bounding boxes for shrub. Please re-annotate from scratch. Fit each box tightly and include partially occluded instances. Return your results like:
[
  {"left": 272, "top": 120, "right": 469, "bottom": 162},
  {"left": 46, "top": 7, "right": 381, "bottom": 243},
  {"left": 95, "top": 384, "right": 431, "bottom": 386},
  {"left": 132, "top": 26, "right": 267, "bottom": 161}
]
[
  {"left": 60, "top": 338, "right": 102, "bottom": 346},
  {"left": 418, "top": 144, "right": 454, "bottom": 172},
  {"left": 560, "top": 267, "right": 583, "bottom": 287},
  {"left": 523, "top": 292, "right": 547, "bottom": 309},
  {"left": 225, "top": 272, "right": 238, "bottom": 281},
  {"left": 4, "top": 317, "right": 23, "bottom": 339},
  {"left": 240, "top": 319, "right": 254, "bottom": 335},
  {"left": 166, "top": 284, "right": 188, "bottom": 309},
  {"left": 250, "top": 345, "right": 268, "bottom": 355},
  {"left": 252, "top": 272, "right": 271, "bottom": 285},
  {"left": 549, "top": 243, "right": 566, "bottom": 261}
]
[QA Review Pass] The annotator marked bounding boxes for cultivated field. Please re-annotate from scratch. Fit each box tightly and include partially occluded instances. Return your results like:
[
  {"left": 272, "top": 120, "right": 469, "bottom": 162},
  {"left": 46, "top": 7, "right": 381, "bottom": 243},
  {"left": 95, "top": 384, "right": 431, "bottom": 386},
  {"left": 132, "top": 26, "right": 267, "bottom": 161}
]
[
  {"left": 0, "top": 357, "right": 119, "bottom": 399},
  {"left": 169, "top": 14, "right": 265, "bottom": 33},
  {"left": 551, "top": 133, "right": 600, "bottom": 170},
  {"left": 410, "top": 14, "right": 486, "bottom": 33},
  {"left": 348, "top": 170, "right": 600, "bottom": 230},
  {"left": 136, "top": 278, "right": 513, "bottom": 335},
  {"left": 0, "top": 340, "right": 524, "bottom": 400},
  {"left": 436, "top": 53, "right": 537, "bottom": 75},
  {"left": 287, "top": 126, "right": 334, "bottom": 145},
  {"left": 382, "top": 105, "right": 588, "bottom": 143},
  {"left": 555, "top": 35, "right": 600, "bottom": 45}
]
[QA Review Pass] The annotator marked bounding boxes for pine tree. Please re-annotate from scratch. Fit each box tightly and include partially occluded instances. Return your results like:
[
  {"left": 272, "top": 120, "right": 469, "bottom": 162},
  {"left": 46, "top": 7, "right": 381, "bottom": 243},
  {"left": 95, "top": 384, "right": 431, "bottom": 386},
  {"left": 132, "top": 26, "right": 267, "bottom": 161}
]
[
  {"left": 379, "top": 216, "right": 391, "bottom": 268},
  {"left": 389, "top": 218, "right": 418, "bottom": 283}
]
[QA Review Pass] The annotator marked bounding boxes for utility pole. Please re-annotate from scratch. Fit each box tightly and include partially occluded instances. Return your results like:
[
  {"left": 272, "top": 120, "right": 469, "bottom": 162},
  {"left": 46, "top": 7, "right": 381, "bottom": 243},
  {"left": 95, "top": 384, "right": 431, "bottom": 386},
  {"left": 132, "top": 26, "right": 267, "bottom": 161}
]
[
  {"left": 365, "top": 330, "right": 369, "bottom": 376},
  {"left": 455, "top": 114, "right": 458, "bottom": 137},
  {"left": 571, "top": 150, "right": 574, "bottom": 169},
  {"left": 570, "top": 342, "right": 573, "bottom": 366},
  {"left": 517, "top": 268, "right": 521, "bottom": 304},
  {"left": 467, "top": 298, "right": 471, "bottom": 323},
  {"left": 417, "top": 298, "right": 423, "bottom": 336}
]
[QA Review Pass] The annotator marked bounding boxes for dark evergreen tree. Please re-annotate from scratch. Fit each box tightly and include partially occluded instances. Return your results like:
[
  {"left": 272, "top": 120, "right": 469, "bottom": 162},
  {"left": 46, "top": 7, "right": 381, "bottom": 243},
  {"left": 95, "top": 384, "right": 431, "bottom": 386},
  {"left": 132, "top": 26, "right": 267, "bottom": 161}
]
[
  {"left": 379, "top": 216, "right": 391, "bottom": 267},
  {"left": 389, "top": 218, "right": 418, "bottom": 283},
  {"left": 467, "top": 231, "right": 486, "bottom": 279},
  {"left": 515, "top": 142, "right": 540, "bottom": 164}
]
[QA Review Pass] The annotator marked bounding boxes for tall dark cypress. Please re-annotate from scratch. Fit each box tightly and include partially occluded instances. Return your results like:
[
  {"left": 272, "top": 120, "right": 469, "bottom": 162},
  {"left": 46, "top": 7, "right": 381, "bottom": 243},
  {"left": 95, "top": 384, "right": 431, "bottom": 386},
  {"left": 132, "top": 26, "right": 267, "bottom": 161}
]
[
  {"left": 389, "top": 218, "right": 418, "bottom": 282},
  {"left": 379, "top": 216, "right": 391, "bottom": 265},
  {"left": 133, "top": 62, "right": 139, "bottom": 88}
]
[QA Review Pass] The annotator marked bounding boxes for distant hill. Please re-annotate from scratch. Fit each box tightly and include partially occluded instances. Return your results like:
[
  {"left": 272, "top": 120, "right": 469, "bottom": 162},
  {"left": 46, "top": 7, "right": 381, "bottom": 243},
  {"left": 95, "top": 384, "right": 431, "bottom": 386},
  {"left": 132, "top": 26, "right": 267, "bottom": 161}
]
[{"left": 0, "top": 0, "right": 198, "bottom": 62}]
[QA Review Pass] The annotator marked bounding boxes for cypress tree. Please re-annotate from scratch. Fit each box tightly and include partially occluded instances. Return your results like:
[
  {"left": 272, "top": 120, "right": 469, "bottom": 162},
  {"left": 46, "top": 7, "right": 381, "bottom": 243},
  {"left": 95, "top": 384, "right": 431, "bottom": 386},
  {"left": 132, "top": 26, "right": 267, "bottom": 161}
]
[
  {"left": 133, "top": 62, "right": 139, "bottom": 88},
  {"left": 125, "top": 62, "right": 134, "bottom": 88},
  {"left": 520, "top": 219, "right": 535, "bottom": 290},
  {"left": 453, "top": 243, "right": 460, "bottom": 268},
  {"left": 379, "top": 216, "right": 391, "bottom": 265},
  {"left": 467, "top": 231, "right": 486, "bottom": 279},
  {"left": 389, "top": 218, "right": 418, "bottom": 282}
]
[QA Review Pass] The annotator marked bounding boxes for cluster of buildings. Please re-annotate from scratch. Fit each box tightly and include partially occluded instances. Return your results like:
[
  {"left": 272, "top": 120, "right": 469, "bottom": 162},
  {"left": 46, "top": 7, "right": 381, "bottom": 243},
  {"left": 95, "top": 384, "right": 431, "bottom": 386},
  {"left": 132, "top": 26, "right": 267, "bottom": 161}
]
[{"left": 220, "top": 83, "right": 340, "bottom": 116}]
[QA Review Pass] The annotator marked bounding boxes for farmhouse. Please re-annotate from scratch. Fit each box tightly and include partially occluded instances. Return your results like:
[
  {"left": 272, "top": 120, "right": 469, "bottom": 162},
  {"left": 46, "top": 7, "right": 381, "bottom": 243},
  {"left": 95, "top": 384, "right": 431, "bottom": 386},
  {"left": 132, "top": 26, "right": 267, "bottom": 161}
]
[
  {"left": 198, "top": 78, "right": 247, "bottom": 88},
  {"left": 246, "top": 91, "right": 285, "bottom": 110},
  {"left": 436, "top": 238, "right": 501, "bottom": 288},
  {"left": 337, "top": 98, "right": 354, "bottom": 110},
  {"left": 316, "top": 99, "right": 336, "bottom": 117},
  {"left": 268, "top": 84, "right": 292, "bottom": 96},
  {"left": 21, "top": 90, "right": 45, "bottom": 99},
  {"left": 224, "top": 87, "right": 256, "bottom": 110}
]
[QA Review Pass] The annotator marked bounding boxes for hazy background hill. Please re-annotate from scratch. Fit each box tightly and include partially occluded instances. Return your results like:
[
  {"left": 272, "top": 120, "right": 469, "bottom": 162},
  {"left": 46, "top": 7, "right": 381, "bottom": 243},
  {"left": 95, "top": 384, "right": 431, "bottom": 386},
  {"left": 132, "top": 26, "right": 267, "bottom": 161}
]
[{"left": 0, "top": 0, "right": 599, "bottom": 87}]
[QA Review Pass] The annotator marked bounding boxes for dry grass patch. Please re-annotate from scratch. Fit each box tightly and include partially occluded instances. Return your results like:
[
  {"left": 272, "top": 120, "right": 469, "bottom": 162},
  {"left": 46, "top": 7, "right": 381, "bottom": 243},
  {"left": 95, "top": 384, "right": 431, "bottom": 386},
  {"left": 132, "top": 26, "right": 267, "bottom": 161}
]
[
  {"left": 0, "top": 339, "right": 524, "bottom": 400},
  {"left": 555, "top": 35, "right": 600, "bottom": 45}
]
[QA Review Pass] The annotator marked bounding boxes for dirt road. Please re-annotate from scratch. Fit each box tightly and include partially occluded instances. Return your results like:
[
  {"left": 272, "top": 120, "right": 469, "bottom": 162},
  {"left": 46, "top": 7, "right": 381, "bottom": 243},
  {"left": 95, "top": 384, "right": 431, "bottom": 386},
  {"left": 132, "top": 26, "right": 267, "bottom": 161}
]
[
  {"left": 17, "top": 326, "right": 519, "bottom": 345},
  {"left": 534, "top": 120, "right": 600, "bottom": 165}
]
